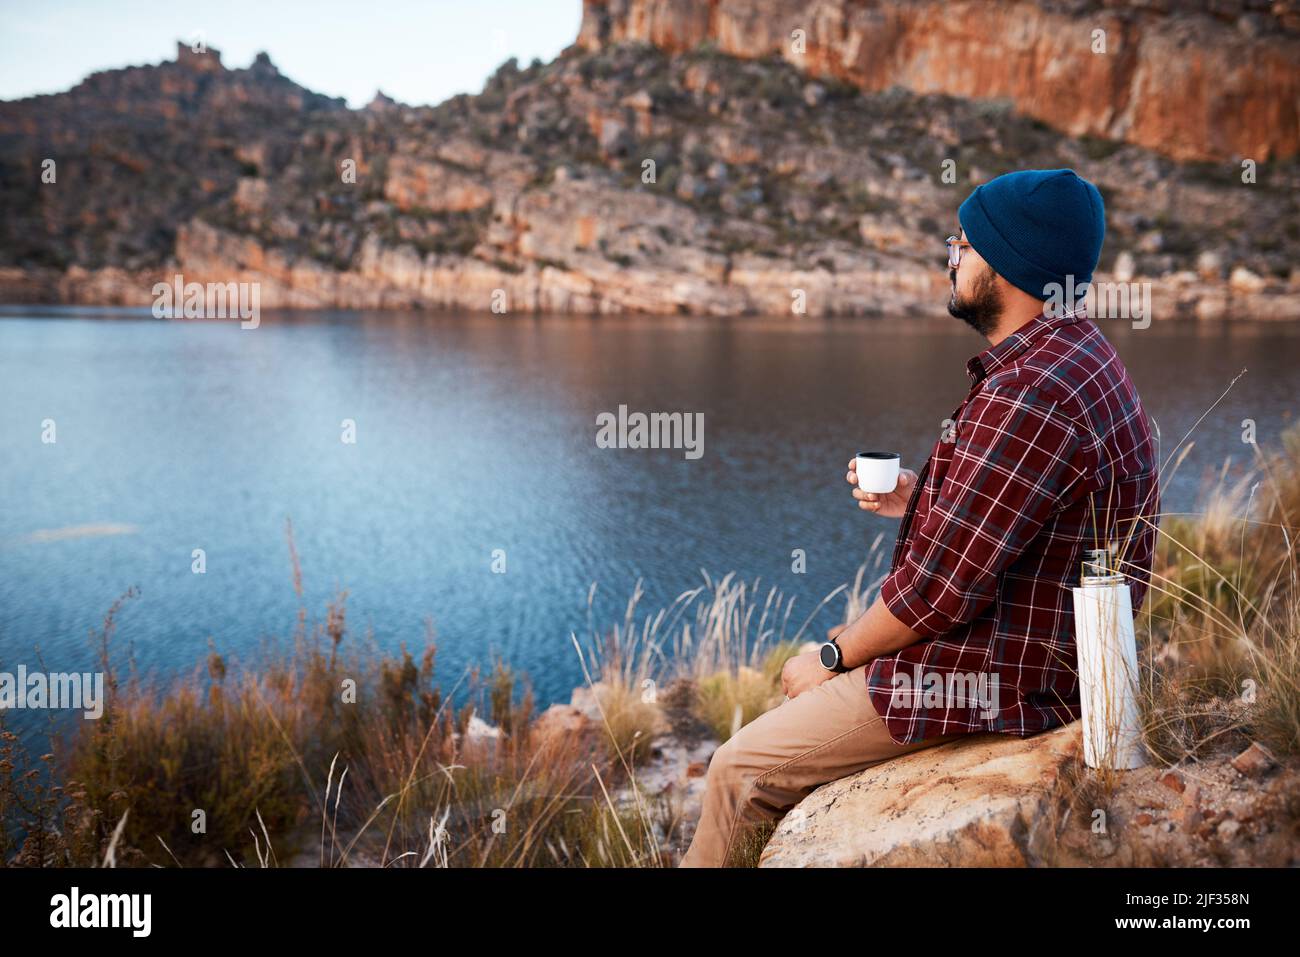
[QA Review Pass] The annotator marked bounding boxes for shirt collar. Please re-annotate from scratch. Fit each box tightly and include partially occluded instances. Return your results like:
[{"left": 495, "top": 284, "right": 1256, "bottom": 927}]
[{"left": 966, "top": 302, "right": 1087, "bottom": 384}]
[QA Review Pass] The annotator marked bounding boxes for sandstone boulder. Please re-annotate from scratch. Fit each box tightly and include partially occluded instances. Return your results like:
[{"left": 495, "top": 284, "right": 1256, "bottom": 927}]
[{"left": 759, "top": 721, "right": 1082, "bottom": 867}]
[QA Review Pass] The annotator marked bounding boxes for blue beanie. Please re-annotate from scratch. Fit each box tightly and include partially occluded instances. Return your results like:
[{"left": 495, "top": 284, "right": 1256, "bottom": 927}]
[{"left": 958, "top": 169, "right": 1105, "bottom": 302}]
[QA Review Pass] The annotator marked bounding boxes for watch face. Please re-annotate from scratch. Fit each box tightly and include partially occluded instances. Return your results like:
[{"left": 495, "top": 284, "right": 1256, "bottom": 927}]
[{"left": 819, "top": 642, "right": 838, "bottom": 670}]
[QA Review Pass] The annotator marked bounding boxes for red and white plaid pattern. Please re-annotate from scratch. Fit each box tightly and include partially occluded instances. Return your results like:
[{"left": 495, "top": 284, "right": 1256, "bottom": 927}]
[{"left": 868, "top": 307, "right": 1160, "bottom": 744}]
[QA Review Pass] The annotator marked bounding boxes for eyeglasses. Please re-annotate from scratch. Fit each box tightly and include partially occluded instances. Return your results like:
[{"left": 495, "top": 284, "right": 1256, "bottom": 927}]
[{"left": 946, "top": 236, "right": 972, "bottom": 269}]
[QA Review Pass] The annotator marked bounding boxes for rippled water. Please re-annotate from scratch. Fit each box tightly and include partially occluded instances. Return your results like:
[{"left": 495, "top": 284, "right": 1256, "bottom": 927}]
[{"left": 1, "top": 307, "right": 1297, "bottom": 710}]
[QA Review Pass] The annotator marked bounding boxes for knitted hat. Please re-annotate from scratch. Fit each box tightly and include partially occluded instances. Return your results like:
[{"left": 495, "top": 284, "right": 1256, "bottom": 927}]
[{"left": 958, "top": 168, "right": 1106, "bottom": 301}]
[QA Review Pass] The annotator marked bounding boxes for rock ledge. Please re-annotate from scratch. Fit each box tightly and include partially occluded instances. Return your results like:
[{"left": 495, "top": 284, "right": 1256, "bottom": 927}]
[{"left": 759, "top": 722, "right": 1083, "bottom": 867}]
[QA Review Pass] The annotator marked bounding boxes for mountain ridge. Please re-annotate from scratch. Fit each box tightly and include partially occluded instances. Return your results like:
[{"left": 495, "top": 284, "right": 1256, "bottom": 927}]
[{"left": 1, "top": 22, "right": 1297, "bottom": 319}]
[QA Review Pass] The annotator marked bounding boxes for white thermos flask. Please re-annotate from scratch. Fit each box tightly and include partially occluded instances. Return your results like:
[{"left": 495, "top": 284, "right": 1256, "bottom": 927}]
[{"left": 1072, "top": 546, "right": 1148, "bottom": 770}]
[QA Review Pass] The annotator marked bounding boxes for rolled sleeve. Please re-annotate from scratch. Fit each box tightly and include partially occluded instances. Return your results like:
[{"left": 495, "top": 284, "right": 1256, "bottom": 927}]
[{"left": 881, "top": 384, "right": 1086, "bottom": 637}]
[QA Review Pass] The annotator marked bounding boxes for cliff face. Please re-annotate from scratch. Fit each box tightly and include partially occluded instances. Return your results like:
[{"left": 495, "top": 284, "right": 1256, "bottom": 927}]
[{"left": 577, "top": 0, "right": 1300, "bottom": 163}]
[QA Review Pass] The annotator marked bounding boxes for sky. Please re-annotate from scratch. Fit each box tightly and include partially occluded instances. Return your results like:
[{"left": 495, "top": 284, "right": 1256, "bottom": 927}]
[{"left": 0, "top": 0, "right": 584, "bottom": 107}]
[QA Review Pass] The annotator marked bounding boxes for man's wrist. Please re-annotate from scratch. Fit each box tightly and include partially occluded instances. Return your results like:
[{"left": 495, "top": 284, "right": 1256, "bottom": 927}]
[{"left": 819, "top": 636, "right": 849, "bottom": 672}]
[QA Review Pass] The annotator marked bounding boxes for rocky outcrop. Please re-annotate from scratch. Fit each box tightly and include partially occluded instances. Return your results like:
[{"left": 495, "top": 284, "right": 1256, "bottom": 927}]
[
  {"left": 577, "top": 0, "right": 1300, "bottom": 163},
  {"left": 384, "top": 156, "right": 494, "bottom": 213},
  {"left": 2, "top": 22, "right": 1298, "bottom": 317},
  {"left": 757, "top": 720, "right": 1300, "bottom": 867},
  {"left": 759, "top": 721, "right": 1083, "bottom": 867},
  {"left": 160, "top": 184, "right": 944, "bottom": 315}
]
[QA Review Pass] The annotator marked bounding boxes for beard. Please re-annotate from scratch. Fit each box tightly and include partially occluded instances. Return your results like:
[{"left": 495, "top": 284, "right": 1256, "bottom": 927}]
[{"left": 947, "top": 265, "right": 1002, "bottom": 337}]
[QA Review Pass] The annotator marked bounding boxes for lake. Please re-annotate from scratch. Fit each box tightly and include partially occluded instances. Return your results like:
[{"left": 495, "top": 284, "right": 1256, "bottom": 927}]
[{"left": 2, "top": 307, "right": 1297, "bottom": 713}]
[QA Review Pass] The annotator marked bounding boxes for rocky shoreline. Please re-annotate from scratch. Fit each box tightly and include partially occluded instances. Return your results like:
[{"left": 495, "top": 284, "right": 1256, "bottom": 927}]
[{"left": 4, "top": 250, "right": 1297, "bottom": 322}]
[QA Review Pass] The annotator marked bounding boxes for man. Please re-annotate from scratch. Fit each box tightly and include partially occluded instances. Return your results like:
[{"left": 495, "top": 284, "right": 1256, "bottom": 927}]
[{"left": 680, "top": 168, "right": 1160, "bottom": 868}]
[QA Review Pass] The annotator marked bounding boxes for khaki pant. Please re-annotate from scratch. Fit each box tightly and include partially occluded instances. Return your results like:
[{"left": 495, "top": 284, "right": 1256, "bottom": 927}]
[{"left": 679, "top": 664, "right": 963, "bottom": 867}]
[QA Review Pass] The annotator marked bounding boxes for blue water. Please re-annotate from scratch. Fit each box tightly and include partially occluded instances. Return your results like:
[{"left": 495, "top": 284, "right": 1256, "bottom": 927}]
[{"left": 1, "top": 307, "right": 1297, "bottom": 713}]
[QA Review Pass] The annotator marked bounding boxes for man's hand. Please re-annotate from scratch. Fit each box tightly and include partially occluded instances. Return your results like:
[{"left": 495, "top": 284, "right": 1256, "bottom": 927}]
[
  {"left": 781, "top": 650, "right": 836, "bottom": 699},
  {"left": 846, "top": 459, "right": 918, "bottom": 519}
]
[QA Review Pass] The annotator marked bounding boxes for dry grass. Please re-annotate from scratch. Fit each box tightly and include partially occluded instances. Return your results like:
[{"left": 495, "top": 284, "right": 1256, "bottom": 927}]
[
  {"left": 1, "top": 520, "right": 888, "bottom": 868},
  {"left": 1137, "top": 421, "right": 1300, "bottom": 767},
  {"left": 572, "top": 540, "right": 888, "bottom": 747},
  {"left": 5, "top": 609, "right": 678, "bottom": 867}
]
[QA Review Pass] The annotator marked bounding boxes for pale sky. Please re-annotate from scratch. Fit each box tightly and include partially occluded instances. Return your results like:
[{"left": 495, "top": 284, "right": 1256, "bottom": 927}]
[{"left": 0, "top": 0, "right": 584, "bottom": 108}]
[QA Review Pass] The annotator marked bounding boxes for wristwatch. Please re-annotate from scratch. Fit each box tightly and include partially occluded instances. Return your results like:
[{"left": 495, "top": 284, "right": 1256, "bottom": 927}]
[{"left": 819, "top": 636, "right": 849, "bottom": 673}]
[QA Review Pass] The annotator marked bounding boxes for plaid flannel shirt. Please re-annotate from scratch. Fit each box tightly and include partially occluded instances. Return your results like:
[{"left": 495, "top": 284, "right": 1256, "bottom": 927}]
[{"left": 868, "top": 306, "right": 1160, "bottom": 744}]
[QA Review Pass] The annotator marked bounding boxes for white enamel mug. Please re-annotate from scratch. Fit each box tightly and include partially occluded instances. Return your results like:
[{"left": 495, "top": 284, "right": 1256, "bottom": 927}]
[{"left": 855, "top": 451, "right": 901, "bottom": 494}]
